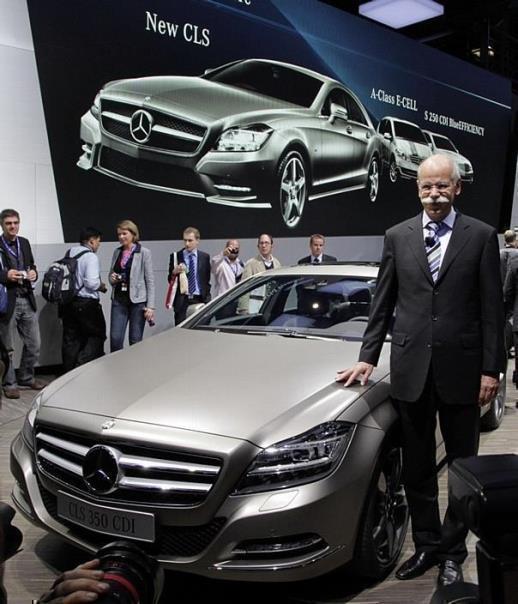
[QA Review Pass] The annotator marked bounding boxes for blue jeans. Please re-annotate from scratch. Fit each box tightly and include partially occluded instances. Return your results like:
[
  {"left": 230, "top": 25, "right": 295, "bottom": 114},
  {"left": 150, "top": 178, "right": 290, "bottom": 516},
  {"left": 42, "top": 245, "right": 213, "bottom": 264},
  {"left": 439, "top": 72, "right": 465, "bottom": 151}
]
[
  {"left": 0, "top": 297, "right": 41, "bottom": 387},
  {"left": 110, "top": 299, "right": 146, "bottom": 352}
]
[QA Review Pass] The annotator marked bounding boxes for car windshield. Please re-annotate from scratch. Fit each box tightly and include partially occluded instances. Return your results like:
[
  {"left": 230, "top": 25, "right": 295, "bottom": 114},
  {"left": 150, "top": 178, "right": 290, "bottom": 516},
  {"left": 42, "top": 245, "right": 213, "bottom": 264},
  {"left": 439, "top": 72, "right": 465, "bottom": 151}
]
[
  {"left": 185, "top": 273, "right": 381, "bottom": 341},
  {"left": 432, "top": 135, "right": 457, "bottom": 152},
  {"left": 203, "top": 61, "right": 323, "bottom": 108},
  {"left": 394, "top": 121, "right": 427, "bottom": 144}
]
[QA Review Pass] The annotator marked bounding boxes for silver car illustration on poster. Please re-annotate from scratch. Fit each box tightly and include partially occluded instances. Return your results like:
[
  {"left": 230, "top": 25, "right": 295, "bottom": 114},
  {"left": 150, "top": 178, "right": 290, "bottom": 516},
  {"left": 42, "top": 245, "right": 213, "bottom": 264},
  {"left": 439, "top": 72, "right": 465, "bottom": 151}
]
[
  {"left": 377, "top": 116, "right": 432, "bottom": 183},
  {"left": 423, "top": 130, "right": 474, "bottom": 183},
  {"left": 77, "top": 59, "right": 382, "bottom": 228}
]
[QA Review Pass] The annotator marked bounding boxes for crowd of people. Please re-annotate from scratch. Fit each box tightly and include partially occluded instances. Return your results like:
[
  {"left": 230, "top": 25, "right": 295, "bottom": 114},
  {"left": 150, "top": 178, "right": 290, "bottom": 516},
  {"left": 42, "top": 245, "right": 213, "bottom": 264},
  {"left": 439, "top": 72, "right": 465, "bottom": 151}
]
[{"left": 0, "top": 211, "right": 337, "bottom": 392}]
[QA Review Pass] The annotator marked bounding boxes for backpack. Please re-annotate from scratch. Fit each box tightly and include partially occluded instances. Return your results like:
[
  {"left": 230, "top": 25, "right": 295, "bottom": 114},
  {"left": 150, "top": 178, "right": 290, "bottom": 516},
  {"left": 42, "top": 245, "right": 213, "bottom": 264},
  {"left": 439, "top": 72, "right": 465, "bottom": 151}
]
[{"left": 41, "top": 249, "right": 91, "bottom": 304}]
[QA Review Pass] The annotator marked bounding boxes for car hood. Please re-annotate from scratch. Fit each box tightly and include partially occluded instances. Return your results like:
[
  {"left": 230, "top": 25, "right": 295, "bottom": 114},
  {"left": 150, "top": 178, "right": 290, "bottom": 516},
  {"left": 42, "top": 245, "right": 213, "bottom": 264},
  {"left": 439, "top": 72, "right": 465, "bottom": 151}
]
[
  {"left": 437, "top": 149, "right": 472, "bottom": 166},
  {"left": 41, "top": 328, "right": 382, "bottom": 447},
  {"left": 395, "top": 138, "right": 431, "bottom": 158},
  {"left": 104, "top": 76, "right": 304, "bottom": 124}
]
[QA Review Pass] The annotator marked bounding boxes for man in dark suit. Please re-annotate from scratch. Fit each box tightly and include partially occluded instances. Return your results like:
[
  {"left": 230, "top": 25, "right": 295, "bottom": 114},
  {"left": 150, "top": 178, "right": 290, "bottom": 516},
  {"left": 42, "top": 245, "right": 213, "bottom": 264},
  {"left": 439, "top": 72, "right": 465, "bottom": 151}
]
[
  {"left": 168, "top": 226, "right": 211, "bottom": 325},
  {"left": 337, "top": 154, "right": 504, "bottom": 587},
  {"left": 298, "top": 234, "right": 337, "bottom": 264},
  {"left": 0, "top": 209, "right": 46, "bottom": 399}
]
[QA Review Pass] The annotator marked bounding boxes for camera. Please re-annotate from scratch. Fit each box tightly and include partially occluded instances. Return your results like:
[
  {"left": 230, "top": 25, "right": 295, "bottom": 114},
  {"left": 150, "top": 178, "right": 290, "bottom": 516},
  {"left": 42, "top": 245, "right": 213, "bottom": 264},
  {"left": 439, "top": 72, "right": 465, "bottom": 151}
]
[
  {"left": 95, "top": 540, "right": 164, "bottom": 604},
  {"left": 228, "top": 248, "right": 239, "bottom": 255}
]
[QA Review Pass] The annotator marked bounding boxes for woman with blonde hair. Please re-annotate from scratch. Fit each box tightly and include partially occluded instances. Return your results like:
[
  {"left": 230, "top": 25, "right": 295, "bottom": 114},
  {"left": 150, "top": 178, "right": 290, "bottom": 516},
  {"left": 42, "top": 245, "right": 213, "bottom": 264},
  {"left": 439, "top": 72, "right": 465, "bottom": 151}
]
[{"left": 109, "top": 220, "right": 155, "bottom": 351}]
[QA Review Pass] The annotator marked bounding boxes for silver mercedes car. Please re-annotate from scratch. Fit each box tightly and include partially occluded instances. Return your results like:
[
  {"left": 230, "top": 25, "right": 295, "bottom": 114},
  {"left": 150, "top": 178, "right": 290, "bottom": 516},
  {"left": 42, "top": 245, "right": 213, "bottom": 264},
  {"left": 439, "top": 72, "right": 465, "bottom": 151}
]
[
  {"left": 10, "top": 264, "right": 504, "bottom": 582},
  {"left": 77, "top": 59, "right": 381, "bottom": 229}
]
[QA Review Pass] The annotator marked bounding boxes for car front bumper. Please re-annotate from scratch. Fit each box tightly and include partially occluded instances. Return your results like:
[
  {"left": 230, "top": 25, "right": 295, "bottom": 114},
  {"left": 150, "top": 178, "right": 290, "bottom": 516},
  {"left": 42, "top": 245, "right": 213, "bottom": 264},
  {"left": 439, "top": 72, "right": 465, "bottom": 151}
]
[
  {"left": 11, "top": 419, "right": 384, "bottom": 582},
  {"left": 77, "top": 110, "right": 279, "bottom": 209}
]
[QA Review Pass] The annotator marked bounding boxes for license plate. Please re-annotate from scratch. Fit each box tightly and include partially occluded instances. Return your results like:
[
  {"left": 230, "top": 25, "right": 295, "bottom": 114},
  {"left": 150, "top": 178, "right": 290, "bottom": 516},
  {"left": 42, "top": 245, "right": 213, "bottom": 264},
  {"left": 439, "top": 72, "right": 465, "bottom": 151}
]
[{"left": 57, "top": 491, "right": 155, "bottom": 543}]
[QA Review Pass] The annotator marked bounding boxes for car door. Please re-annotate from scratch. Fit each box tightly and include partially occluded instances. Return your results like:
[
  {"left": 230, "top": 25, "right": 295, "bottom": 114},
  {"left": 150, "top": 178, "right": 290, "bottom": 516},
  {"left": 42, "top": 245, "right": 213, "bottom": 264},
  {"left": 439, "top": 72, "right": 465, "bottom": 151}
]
[{"left": 317, "top": 88, "right": 364, "bottom": 193}]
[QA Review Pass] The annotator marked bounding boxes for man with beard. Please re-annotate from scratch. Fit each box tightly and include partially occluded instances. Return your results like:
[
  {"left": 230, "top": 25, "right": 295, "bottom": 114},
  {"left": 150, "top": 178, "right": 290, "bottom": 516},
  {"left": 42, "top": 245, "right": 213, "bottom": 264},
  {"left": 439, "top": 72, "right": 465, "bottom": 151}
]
[{"left": 336, "top": 154, "right": 504, "bottom": 587}]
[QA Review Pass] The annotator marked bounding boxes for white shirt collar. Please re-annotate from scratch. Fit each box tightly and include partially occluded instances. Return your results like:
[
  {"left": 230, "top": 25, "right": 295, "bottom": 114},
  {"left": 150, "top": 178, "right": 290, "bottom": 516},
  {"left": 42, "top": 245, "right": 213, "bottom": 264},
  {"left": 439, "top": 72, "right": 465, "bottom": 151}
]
[{"left": 422, "top": 207, "right": 456, "bottom": 230}]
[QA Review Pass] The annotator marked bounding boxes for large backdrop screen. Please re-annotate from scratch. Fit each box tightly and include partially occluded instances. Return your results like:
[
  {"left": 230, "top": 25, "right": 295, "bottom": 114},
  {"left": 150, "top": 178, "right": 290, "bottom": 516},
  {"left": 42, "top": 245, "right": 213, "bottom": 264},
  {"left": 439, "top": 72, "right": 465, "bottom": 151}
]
[{"left": 27, "top": 0, "right": 512, "bottom": 240}]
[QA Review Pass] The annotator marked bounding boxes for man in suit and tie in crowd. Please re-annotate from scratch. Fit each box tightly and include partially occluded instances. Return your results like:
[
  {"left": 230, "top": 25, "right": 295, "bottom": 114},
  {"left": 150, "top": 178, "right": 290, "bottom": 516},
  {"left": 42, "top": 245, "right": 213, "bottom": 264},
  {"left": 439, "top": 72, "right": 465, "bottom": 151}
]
[
  {"left": 298, "top": 234, "right": 337, "bottom": 264},
  {"left": 168, "top": 227, "right": 211, "bottom": 325},
  {"left": 336, "top": 154, "right": 504, "bottom": 587}
]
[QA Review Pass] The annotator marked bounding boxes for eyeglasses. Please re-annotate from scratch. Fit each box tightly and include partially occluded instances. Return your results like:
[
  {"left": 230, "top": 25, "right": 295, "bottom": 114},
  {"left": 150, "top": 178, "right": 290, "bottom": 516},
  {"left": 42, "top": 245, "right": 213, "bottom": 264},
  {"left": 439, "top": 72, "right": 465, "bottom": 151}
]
[{"left": 418, "top": 182, "right": 454, "bottom": 194}]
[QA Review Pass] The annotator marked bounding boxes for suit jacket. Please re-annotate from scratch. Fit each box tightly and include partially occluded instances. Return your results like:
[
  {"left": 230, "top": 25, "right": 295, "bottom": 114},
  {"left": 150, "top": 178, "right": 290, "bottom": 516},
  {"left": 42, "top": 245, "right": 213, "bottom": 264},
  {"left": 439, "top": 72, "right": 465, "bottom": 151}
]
[
  {"left": 109, "top": 243, "right": 155, "bottom": 308},
  {"left": 504, "top": 254, "right": 518, "bottom": 330},
  {"left": 168, "top": 249, "right": 211, "bottom": 309},
  {"left": 297, "top": 254, "right": 337, "bottom": 264},
  {"left": 359, "top": 212, "right": 505, "bottom": 405},
  {"left": 0, "top": 236, "right": 37, "bottom": 319}
]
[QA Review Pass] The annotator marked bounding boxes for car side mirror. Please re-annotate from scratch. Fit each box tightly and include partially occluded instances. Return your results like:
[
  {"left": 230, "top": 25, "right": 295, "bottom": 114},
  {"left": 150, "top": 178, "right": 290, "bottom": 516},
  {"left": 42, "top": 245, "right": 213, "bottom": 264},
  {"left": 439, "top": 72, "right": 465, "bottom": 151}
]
[
  {"left": 383, "top": 132, "right": 392, "bottom": 141},
  {"left": 329, "top": 102, "right": 348, "bottom": 124},
  {"left": 186, "top": 302, "right": 205, "bottom": 319}
]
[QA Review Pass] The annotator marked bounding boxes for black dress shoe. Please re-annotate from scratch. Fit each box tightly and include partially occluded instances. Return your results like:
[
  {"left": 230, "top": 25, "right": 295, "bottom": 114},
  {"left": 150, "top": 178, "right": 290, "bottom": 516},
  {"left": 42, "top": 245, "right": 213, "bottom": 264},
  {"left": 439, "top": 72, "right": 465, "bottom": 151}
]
[
  {"left": 437, "top": 560, "right": 464, "bottom": 586},
  {"left": 395, "top": 551, "right": 438, "bottom": 580}
]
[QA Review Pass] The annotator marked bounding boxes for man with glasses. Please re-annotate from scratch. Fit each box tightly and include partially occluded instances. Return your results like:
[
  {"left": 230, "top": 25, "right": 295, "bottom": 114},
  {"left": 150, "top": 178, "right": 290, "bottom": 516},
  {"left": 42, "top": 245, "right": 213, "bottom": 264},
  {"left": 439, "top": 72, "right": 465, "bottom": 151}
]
[
  {"left": 168, "top": 227, "right": 211, "bottom": 325},
  {"left": 242, "top": 234, "right": 281, "bottom": 278},
  {"left": 337, "top": 154, "right": 504, "bottom": 587},
  {"left": 0, "top": 209, "right": 45, "bottom": 399}
]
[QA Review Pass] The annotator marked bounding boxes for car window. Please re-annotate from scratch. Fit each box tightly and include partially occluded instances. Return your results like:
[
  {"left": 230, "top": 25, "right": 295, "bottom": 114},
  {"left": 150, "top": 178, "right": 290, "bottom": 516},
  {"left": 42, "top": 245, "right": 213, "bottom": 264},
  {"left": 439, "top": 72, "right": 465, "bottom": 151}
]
[
  {"left": 393, "top": 121, "right": 427, "bottom": 144},
  {"left": 204, "top": 60, "right": 323, "bottom": 108},
  {"left": 186, "top": 274, "right": 381, "bottom": 341},
  {"left": 432, "top": 135, "right": 457, "bottom": 152},
  {"left": 346, "top": 94, "right": 367, "bottom": 125}
]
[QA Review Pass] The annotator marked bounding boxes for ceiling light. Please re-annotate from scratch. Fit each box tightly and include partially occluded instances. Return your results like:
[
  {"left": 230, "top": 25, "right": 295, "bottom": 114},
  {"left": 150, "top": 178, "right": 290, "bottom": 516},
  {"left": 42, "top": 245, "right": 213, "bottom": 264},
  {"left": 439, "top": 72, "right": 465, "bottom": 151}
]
[
  {"left": 359, "top": 0, "right": 444, "bottom": 29},
  {"left": 471, "top": 46, "right": 495, "bottom": 59}
]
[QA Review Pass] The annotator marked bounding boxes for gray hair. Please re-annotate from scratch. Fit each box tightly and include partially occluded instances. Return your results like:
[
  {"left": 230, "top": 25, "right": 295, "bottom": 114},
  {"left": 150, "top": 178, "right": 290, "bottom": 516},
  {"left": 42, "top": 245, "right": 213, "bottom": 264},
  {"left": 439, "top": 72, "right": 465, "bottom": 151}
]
[{"left": 417, "top": 153, "right": 461, "bottom": 183}]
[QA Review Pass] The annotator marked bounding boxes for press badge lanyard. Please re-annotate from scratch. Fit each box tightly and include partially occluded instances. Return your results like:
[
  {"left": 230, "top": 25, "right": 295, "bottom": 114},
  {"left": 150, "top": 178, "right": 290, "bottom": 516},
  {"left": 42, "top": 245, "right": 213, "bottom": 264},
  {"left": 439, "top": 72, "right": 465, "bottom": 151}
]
[
  {"left": 1, "top": 236, "right": 22, "bottom": 269},
  {"left": 119, "top": 244, "right": 136, "bottom": 292}
]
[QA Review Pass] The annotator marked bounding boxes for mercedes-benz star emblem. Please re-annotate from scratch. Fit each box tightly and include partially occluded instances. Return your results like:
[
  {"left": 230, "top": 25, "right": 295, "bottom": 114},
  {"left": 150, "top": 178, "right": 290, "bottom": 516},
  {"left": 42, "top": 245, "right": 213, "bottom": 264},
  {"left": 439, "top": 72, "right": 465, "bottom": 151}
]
[
  {"left": 82, "top": 445, "right": 120, "bottom": 494},
  {"left": 130, "top": 109, "right": 153, "bottom": 143}
]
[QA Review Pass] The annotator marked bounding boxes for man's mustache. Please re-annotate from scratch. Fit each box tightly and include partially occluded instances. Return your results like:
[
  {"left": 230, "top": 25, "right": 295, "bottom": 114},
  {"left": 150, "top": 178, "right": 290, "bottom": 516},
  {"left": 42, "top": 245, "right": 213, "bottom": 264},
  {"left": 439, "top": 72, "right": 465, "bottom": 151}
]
[{"left": 422, "top": 196, "right": 451, "bottom": 204}]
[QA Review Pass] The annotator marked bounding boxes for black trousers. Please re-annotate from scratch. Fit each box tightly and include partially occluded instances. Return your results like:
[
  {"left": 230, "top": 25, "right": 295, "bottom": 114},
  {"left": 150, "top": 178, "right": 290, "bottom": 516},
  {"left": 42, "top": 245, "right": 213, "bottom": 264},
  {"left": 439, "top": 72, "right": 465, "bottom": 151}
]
[
  {"left": 61, "top": 298, "right": 106, "bottom": 373},
  {"left": 396, "top": 369, "right": 480, "bottom": 563},
  {"left": 174, "top": 294, "right": 203, "bottom": 325}
]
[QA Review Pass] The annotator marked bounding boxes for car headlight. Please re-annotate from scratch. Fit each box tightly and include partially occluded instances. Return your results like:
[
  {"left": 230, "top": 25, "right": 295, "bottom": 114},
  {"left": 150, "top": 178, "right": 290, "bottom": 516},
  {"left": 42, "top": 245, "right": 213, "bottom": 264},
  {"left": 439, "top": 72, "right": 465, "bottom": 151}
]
[
  {"left": 215, "top": 124, "right": 272, "bottom": 152},
  {"left": 233, "top": 421, "right": 356, "bottom": 495},
  {"left": 21, "top": 393, "right": 43, "bottom": 450},
  {"left": 90, "top": 91, "right": 101, "bottom": 118},
  {"left": 395, "top": 148, "right": 407, "bottom": 160}
]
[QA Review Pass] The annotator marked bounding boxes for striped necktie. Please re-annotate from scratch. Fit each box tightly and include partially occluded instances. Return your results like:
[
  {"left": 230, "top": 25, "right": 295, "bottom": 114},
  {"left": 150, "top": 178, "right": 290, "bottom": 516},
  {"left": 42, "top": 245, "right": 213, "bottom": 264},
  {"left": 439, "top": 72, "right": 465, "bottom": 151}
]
[
  {"left": 425, "top": 221, "right": 443, "bottom": 282},
  {"left": 187, "top": 253, "right": 197, "bottom": 294}
]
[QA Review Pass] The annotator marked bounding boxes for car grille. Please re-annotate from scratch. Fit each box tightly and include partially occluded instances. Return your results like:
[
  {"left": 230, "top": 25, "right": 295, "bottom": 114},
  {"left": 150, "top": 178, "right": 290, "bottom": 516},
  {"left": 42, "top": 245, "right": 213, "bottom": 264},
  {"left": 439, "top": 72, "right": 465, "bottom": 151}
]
[
  {"left": 100, "top": 99, "right": 207, "bottom": 154},
  {"left": 39, "top": 482, "right": 226, "bottom": 557},
  {"left": 98, "top": 147, "right": 203, "bottom": 194},
  {"left": 409, "top": 153, "right": 421, "bottom": 165},
  {"left": 35, "top": 425, "right": 222, "bottom": 506}
]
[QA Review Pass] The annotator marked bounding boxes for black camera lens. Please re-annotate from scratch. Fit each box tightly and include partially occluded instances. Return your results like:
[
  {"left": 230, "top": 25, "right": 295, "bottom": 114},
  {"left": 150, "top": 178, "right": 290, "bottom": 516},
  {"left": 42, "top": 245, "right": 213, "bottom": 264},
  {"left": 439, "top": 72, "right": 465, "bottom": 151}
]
[{"left": 95, "top": 541, "right": 163, "bottom": 604}]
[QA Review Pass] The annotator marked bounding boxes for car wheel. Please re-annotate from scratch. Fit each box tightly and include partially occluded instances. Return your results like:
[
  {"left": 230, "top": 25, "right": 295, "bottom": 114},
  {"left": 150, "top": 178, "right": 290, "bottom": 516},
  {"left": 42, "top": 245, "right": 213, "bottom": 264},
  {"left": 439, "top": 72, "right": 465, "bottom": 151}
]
[
  {"left": 480, "top": 377, "right": 506, "bottom": 431},
  {"left": 367, "top": 156, "right": 380, "bottom": 202},
  {"left": 389, "top": 157, "right": 398, "bottom": 183},
  {"left": 353, "top": 444, "right": 409, "bottom": 580},
  {"left": 278, "top": 150, "right": 307, "bottom": 228}
]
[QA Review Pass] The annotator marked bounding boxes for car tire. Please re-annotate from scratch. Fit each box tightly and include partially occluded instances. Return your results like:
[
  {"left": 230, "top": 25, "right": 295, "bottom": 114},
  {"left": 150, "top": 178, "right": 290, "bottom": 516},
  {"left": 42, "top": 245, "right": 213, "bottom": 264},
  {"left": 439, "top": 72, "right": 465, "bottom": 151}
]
[
  {"left": 352, "top": 443, "right": 409, "bottom": 580},
  {"left": 277, "top": 150, "right": 307, "bottom": 229},
  {"left": 389, "top": 157, "right": 398, "bottom": 183},
  {"left": 480, "top": 377, "right": 506, "bottom": 431},
  {"left": 367, "top": 155, "right": 380, "bottom": 202}
]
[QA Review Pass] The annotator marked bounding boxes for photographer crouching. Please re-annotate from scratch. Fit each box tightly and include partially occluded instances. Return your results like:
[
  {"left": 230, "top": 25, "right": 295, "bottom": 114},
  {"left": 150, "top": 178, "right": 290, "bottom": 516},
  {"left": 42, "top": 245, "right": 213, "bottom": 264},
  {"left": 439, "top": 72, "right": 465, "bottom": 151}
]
[{"left": 0, "top": 502, "right": 163, "bottom": 604}]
